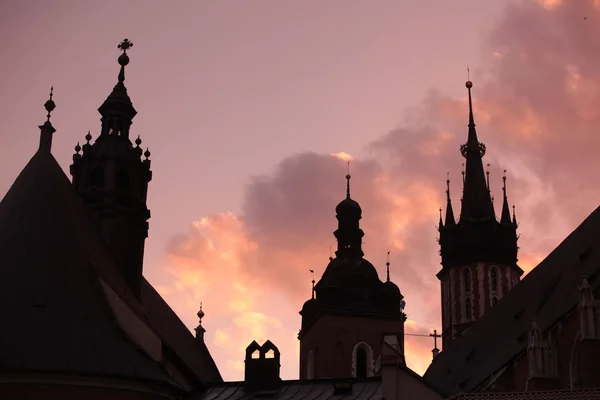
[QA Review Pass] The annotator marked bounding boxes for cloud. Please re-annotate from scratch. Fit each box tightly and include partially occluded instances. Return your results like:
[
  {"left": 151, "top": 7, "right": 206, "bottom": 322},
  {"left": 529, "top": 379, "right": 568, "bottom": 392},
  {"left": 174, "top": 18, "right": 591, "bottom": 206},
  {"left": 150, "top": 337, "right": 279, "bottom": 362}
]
[{"left": 157, "top": 0, "right": 600, "bottom": 381}]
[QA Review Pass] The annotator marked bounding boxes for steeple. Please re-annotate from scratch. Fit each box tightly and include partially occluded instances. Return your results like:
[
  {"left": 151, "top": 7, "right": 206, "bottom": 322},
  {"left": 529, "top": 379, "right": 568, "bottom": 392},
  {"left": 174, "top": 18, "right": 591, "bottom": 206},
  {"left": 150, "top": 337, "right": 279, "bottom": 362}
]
[
  {"left": 333, "top": 163, "right": 364, "bottom": 259},
  {"left": 38, "top": 87, "right": 56, "bottom": 153},
  {"left": 444, "top": 173, "right": 456, "bottom": 228},
  {"left": 70, "top": 38, "right": 152, "bottom": 299},
  {"left": 501, "top": 170, "right": 512, "bottom": 225},
  {"left": 459, "top": 80, "right": 495, "bottom": 221}
]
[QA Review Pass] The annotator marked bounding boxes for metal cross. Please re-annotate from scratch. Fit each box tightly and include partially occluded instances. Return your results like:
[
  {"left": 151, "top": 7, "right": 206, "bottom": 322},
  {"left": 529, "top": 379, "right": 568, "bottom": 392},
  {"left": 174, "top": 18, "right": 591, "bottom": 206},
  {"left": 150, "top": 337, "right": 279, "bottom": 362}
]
[{"left": 118, "top": 38, "right": 133, "bottom": 53}]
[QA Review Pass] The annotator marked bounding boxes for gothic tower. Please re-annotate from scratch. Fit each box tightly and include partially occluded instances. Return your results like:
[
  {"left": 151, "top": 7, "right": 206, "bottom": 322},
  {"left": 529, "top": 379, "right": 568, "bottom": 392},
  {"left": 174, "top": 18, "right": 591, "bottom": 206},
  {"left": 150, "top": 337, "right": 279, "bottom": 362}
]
[
  {"left": 70, "top": 39, "right": 152, "bottom": 298},
  {"left": 298, "top": 170, "right": 407, "bottom": 380},
  {"left": 437, "top": 80, "right": 522, "bottom": 349}
]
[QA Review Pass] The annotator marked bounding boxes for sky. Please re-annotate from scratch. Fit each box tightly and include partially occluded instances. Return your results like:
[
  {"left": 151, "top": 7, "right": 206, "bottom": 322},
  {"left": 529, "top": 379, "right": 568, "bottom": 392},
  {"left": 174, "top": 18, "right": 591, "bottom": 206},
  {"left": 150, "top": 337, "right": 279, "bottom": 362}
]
[{"left": 1, "top": 0, "right": 598, "bottom": 381}]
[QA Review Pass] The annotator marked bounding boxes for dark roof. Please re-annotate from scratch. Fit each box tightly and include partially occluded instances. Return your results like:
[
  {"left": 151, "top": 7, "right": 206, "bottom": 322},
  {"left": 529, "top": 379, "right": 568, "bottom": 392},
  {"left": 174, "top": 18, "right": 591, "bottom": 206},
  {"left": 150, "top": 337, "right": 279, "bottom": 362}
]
[
  {"left": 142, "top": 279, "right": 223, "bottom": 383},
  {"left": 0, "top": 150, "right": 174, "bottom": 385},
  {"left": 447, "top": 388, "right": 600, "bottom": 400},
  {"left": 424, "top": 206, "right": 600, "bottom": 396},
  {"left": 192, "top": 378, "right": 382, "bottom": 400}
]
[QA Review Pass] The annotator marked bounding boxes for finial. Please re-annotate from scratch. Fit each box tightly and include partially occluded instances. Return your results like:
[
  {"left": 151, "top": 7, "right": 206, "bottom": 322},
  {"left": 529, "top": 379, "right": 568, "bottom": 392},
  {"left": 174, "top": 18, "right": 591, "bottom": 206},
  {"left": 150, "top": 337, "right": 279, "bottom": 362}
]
[
  {"left": 144, "top": 148, "right": 151, "bottom": 159},
  {"left": 329, "top": 245, "right": 333, "bottom": 261},
  {"left": 503, "top": 169, "right": 507, "bottom": 197},
  {"left": 197, "top": 302, "right": 205, "bottom": 321},
  {"left": 486, "top": 163, "right": 491, "bottom": 191},
  {"left": 446, "top": 172, "right": 451, "bottom": 200},
  {"left": 44, "top": 86, "right": 56, "bottom": 122},
  {"left": 466, "top": 66, "right": 472, "bottom": 88},
  {"left": 85, "top": 131, "right": 92, "bottom": 143},
  {"left": 117, "top": 39, "right": 133, "bottom": 83},
  {"left": 386, "top": 251, "right": 391, "bottom": 282},
  {"left": 75, "top": 142, "right": 81, "bottom": 153},
  {"left": 135, "top": 135, "right": 142, "bottom": 147},
  {"left": 309, "top": 269, "right": 315, "bottom": 299},
  {"left": 345, "top": 161, "right": 351, "bottom": 199}
]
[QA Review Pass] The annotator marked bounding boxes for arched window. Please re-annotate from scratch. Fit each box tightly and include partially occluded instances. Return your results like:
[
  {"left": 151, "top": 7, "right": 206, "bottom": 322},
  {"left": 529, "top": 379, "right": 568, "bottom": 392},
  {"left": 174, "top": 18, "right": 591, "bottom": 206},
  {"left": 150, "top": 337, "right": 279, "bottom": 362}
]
[
  {"left": 90, "top": 166, "right": 105, "bottom": 189},
  {"left": 351, "top": 342, "right": 374, "bottom": 378},
  {"left": 463, "top": 268, "right": 472, "bottom": 293},
  {"left": 491, "top": 267, "right": 498, "bottom": 292},
  {"left": 307, "top": 351, "right": 314, "bottom": 379},
  {"left": 492, "top": 297, "right": 498, "bottom": 306},
  {"left": 115, "top": 169, "right": 130, "bottom": 191},
  {"left": 356, "top": 348, "right": 367, "bottom": 378},
  {"left": 466, "top": 298, "right": 472, "bottom": 320}
]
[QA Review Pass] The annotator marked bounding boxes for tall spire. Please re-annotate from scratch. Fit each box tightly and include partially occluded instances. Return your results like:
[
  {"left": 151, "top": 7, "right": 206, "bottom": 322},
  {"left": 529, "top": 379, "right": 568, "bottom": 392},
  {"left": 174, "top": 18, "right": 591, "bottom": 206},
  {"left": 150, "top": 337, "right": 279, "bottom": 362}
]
[
  {"left": 444, "top": 173, "right": 456, "bottom": 228},
  {"left": 459, "top": 79, "right": 495, "bottom": 221},
  {"left": 501, "top": 170, "right": 512, "bottom": 225},
  {"left": 38, "top": 87, "right": 56, "bottom": 153}
]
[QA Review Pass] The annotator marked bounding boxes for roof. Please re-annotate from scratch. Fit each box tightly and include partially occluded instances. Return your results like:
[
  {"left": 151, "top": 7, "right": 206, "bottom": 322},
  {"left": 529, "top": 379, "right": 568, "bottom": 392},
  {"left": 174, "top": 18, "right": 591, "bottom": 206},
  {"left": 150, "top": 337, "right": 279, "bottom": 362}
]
[
  {"left": 447, "top": 388, "right": 600, "bottom": 400},
  {"left": 0, "top": 150, "right": 174, "bottom": 385},
  {"left": 142, "top": 279, "right": 223, "bottom": 383},
  {"left": 424, "top": 205, "right": 600, "bottom": 396},
  {"left": 192, "top": 378, "right": 382, "bottom": 400}
]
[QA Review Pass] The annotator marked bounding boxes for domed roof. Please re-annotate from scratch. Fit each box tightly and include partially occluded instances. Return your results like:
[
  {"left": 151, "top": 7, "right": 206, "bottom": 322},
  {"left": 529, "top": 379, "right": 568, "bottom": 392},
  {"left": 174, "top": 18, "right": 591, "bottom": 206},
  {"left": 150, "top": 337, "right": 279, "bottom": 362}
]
[
  {"left": 301, "top": 298, "right": 318, "bottom": 314},
  {"left": 317, "top": 256, "right": 380, "bottom": 289},
  {"left": 336, "top": 197, "right": 362, "bottom": 217},
  {"left": 383, "top": 280, "right": 402, "bottom": 298}
]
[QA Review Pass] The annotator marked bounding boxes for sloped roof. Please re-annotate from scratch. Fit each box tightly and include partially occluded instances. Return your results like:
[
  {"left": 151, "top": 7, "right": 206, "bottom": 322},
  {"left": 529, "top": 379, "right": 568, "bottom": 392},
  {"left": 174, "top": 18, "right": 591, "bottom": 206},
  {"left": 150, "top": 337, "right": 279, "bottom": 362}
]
[
  {"left": 192, "top": 378, "right": 382, "bottom": 400},
  {"left": 424, "top": 206, "right": 600, "bottom": 396},
  {"left": 0, "top": 149, "right": 173, "bottom": 384},
  {"left": 142, "top": 279, "right": 223, "bottom": 383},
  {"left": 447, "top": 388, "right": 600, "bottom": 400}
]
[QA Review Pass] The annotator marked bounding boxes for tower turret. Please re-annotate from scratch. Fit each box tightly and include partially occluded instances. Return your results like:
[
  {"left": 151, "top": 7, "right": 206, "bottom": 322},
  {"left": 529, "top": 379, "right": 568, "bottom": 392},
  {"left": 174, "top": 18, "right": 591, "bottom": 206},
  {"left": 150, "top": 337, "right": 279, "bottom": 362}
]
[
  {"left": 70, "top": 39, "right": 151, "bottom": 298},
  {"left": 437, "top": 79, "right": 522, "bottom": 349}
]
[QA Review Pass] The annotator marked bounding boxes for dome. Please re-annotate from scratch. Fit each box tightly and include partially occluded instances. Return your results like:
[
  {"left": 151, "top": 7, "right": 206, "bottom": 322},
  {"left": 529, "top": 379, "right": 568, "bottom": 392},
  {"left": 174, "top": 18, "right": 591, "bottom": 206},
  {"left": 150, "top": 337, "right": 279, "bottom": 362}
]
[
  {"left": 382, "top": 280, "right": 402, "bottom": 298},
  {"left": 335, "top": 197, "right": 362, "bottom": 218},
  {"left": 301, "top": 298, "right": 318, "bottom": 315}
]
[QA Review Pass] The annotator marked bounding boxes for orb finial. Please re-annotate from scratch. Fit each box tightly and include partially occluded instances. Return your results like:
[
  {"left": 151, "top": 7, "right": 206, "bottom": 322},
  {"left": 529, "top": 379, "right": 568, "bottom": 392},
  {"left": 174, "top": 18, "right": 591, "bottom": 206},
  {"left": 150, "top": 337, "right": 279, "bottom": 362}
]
[
  {"left": 44, "top": 86, "right": 56, "bottom": 122},
  {"left": 466, "top": 66, "right": 473, "bottom": 89},
  {"left": 197, "top": 302, "right": 205, "bottom": 321},
  {"left": 117, "top": 39, "right": 133, "bottom": 82}
]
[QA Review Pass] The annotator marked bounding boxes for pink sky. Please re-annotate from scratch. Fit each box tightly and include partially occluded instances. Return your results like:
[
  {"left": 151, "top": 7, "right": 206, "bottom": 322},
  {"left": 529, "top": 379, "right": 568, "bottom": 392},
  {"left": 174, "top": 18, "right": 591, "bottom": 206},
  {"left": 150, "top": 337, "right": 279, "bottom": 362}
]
[{"left": 1, "top": 0, "right": 598, "bottom": 381}]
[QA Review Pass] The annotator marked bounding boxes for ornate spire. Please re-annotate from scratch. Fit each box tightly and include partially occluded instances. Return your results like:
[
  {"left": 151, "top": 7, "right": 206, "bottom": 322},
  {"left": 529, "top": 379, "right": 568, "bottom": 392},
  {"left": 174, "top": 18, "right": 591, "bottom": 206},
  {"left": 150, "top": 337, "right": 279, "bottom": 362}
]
[
  {"left": 386, "top": 251, "right": 391, "bottom": 282},
  {"left": 444, "top": 173, "right": 456, "bottom": 228},
  {"left": 334, "top": 165, "right": 364, "bottom": 259},
  {"left": 195, "top": 302, "right": 206, "bottom": 341},
  {"left": 501, "top": 170, "right": 512, "bottom": 225},
  {"left": 512, "top": 204, "right": 518, "bottom": 227},
  {"left": 38, "top": 87, "right": 56, "bottom": 153},
  {"left": 459, "top": 79, "right": 495, "bottom": 221},
  {"left": 438, "top": 208, "right": 443, "bottom": 230},
  {"left": 98, "top": 38, "right": 137, "bottom": 139}
]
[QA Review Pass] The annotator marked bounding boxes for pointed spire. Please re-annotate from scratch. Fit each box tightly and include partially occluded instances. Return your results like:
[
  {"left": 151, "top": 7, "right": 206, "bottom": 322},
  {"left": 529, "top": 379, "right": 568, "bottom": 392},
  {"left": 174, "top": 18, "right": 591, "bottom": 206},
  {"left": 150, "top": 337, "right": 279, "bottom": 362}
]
[
  {"left": 195, "top": 302, "right": 206, "bottom": 341},
  {"left": 386, "top": 251, "right": 391, "bottom": 282},
  {"left": 310, "top": 270, "right": 316, "bottom": 299},
  {"left": 38, "top": 87, "right": 56, "bottom": 153},
  {"left": 444, "top": 173, "right": 456, "bottom": 228},
  {"left": 98, "top": 38, "right": 137, "bottom": 138},
  {"left": 438, "top": 208, "right": 444, "bottom": 230},
  {"left": 512, "top": 204, "right": 518, "bottom": 227},
  {"left": 459, "top": 78, "right": 495, "bottom": 221},
  {"left": 501, "top": 170, "right": 512, "bottom": 224},
  {"left": 346, "top": 161, "right": 351, "bottom": 199}
]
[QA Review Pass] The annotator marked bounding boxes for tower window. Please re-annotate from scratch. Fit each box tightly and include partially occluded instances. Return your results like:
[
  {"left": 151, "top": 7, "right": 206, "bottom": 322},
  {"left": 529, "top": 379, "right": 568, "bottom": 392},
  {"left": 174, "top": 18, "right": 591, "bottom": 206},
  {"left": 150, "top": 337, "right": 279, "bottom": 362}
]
[
  {"left": 307, "top": 351, "right": 314, "bottom": 379},
  {"left": 116, "top": 169, "right": 130, "bottom": 191},
  {"left": 466, "top": 298, "right": 472, "bottom": 320},
  {"left": 491, "top": 267, "right": 498, "bottom": 292},
  {"left": 90, "top": 166, "right": 105, "bottom": 189},
  {"left": 463, "top": 268, "right": 472, "bottom": 293},
  {"left": 356, "top": 348, "right": 367, "bottom": 378},
  {"left": 351, "top": 342, "right": 374, "bottom": 378}
]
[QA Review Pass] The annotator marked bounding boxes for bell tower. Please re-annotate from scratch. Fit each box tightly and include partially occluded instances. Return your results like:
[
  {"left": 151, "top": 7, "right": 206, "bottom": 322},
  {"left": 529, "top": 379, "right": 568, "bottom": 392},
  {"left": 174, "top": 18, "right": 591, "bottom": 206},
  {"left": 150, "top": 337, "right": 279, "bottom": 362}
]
[
  {"left": 299, "top": 167, "right": 406, "bottom": 380},
  {"left": 70, "top": 39, "right": 152, "bottom": 298},
  {"left": 437, "top": 80, "right": 522, "bottom": 349}
]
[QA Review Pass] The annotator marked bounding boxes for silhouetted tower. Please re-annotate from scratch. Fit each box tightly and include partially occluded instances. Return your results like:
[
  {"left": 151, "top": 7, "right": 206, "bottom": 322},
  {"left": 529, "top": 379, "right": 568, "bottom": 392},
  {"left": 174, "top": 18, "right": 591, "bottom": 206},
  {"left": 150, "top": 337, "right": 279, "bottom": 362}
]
[
  {"left": 299, "top": 167, "right": 406, "bottom": 379},
  {"left": 70, "top": 39, "right": 152, "bottom": 298},
  {"left": 437, "top": 80, "right": 522, "bottom": 349}
]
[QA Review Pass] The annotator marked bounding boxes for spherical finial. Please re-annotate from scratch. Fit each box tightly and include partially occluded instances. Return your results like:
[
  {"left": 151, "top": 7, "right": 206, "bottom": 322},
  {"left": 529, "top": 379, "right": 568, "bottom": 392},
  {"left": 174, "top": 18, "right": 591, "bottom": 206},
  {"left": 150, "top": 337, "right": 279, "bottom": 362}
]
[
  {"left": 118, "top": 53, "right": 130, "bottom": 66},
  {"left": 466, "top": 80, "right": 473, "bottom": 89},
  {"left": 74, "top": 142, "right": 81, "bottom": 153},
  {"left": 197, "top": 302, "right": 205, "bottom": 320},
  {"left": 135, "top": 135, "right": 142, "bottom": 146},
  {"left": 44, "top": 86, "right": 56, "bottom": 121},
  {"left": 144, "top": 148, "right": 151, "bottom": 159},
  {"left": 346, "top": 173, "right": 351, "bottom": 180}
]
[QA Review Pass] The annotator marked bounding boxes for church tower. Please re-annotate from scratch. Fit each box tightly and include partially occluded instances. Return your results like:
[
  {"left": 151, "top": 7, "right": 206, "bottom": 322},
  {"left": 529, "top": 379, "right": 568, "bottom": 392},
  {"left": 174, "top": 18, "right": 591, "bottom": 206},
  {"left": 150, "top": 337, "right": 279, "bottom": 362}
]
[
  {"left": 437, "top": 80, "right": 522, "bottom": 349},
  {"left": 298, "top": 169, "right": 407, "bottom": 380},
  {"left": 70, "top": 39, "right": 152, "bottom": 298}
]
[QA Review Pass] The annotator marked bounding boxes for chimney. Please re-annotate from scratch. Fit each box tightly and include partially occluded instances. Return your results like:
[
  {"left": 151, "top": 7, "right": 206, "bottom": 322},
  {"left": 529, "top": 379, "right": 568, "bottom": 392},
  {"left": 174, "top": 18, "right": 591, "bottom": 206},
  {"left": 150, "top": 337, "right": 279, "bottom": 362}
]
[{"left": 244, "top": 340, "right": 281, "bottom": 393}]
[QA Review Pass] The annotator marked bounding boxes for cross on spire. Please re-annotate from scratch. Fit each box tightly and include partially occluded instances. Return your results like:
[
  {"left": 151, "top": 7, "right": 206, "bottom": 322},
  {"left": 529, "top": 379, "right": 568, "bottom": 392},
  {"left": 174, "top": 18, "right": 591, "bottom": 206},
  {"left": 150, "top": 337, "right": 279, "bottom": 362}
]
[
  {"left": 430, "top": 329, "right": 442, "bottom": 359},
  {"left": 309, "top": 269, "right": 315, "bottom": 299}
]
